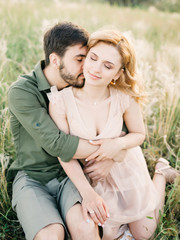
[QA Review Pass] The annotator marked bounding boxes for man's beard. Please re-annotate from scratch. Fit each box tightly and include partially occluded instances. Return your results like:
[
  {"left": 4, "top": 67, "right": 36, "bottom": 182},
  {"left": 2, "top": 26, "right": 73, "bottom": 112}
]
[{"left": 59, "top": 62, "right": 85, "bottom": 88}]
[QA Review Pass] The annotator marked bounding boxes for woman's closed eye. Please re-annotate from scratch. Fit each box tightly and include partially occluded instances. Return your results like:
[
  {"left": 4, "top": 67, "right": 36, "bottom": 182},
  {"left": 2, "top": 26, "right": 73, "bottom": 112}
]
[
  {"left": 104, "top": 64, "right": 112, "bottom": 69},
  {"left": 90, "top": 56, "right": 97, "bottom": 61}
]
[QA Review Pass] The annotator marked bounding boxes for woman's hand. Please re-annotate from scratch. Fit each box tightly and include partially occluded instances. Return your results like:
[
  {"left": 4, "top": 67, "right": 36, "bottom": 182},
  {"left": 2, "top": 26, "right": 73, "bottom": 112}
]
[
  {"left": 85, "top": 138, "right": 126, "bottom": 162},
  {"left": 81, "top": 189, "right": 109, "bottom": 226}
]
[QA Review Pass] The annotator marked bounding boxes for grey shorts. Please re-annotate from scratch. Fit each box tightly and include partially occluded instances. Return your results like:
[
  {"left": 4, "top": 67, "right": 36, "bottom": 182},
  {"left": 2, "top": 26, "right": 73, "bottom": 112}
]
[{"left": 12, "top": 171, "right": 82, "bottom": 240}]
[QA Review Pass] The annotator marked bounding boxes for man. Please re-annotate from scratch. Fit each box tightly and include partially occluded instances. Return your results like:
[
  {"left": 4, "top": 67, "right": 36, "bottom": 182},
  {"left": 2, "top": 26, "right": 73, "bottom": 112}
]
[{"left": 8, "top": 22, "right": 124, "bottom": 240}]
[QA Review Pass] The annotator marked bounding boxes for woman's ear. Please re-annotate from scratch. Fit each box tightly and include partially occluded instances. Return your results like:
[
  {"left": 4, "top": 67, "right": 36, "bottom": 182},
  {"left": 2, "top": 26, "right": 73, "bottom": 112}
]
[
  {"left": 114, "top": 68, "right": 124, "bottom": 81},
  {"left": 49, "top": 53, "right": 61, "bottom": 70}
]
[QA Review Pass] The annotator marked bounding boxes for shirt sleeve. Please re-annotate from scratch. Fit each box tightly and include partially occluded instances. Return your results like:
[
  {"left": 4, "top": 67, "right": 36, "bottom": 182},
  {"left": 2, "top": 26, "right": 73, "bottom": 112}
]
[{"left": 8, "top": 84, "right": 79, "bottom": 162}]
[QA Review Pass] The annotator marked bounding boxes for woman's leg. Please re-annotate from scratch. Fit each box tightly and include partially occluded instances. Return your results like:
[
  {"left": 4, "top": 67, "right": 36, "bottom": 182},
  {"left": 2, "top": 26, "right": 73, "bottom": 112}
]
[{"left": 129, "top": 158, "right": 179, "bottom": 240}]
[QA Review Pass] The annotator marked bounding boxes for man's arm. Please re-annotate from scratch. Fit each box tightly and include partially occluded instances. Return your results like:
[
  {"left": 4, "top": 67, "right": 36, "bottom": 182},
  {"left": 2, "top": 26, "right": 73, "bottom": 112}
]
[
  {"left": 8, "top": 84, "right": 78, "bottom": 161},
  {"left": 47, "top": 96, "right": 99, "bottom": 159},
  {"left": 73, "top": 139, "right": 99, "bottom": 159}
]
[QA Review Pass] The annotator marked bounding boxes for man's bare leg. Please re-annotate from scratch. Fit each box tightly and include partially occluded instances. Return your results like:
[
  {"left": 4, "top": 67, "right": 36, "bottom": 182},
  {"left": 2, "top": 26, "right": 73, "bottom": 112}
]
[
  {"left": 34, "top": 223, "right": 64, "bottom": 240},
  {"left": 66, "top": 203, "right": 101, "bottom": 240}
]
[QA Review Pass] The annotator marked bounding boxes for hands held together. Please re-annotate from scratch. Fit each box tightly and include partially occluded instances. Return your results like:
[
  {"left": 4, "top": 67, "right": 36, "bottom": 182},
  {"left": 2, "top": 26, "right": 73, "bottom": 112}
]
[{"left": 84, "top": 137, "right": 126, "bottom": 181}]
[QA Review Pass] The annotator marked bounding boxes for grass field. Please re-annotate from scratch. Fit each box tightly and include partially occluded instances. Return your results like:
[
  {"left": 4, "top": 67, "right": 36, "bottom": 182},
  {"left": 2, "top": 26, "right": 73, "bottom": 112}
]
[{"left": 0, "top": 0, "right": 180, "bottom": 239}]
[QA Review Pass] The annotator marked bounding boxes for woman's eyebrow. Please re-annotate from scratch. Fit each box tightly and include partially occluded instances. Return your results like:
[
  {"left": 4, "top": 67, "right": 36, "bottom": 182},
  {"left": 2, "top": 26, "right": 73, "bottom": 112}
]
[
  {"left": 104, "top": 61, "right": 115, "bottom": 66},
  {"left": 90, "top": 52, "right": 115, "bottom": 65}
]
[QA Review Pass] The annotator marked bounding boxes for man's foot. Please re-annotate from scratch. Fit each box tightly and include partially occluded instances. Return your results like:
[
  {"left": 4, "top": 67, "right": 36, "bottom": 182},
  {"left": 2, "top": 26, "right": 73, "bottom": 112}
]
[{"left": 155, "top": 158, "right": 180, "bottom": 183}]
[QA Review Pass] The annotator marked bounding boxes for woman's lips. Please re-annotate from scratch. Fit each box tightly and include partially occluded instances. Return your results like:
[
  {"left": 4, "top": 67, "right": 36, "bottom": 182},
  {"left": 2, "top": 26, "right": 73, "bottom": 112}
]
[{"left": 88, "top": 72, "right": 101, "bottom": 80}]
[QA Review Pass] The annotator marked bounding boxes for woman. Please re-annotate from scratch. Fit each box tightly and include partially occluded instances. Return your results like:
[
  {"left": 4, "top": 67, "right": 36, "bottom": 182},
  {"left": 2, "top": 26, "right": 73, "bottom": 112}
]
[{"left": 48, "top": 29, "right": 179, "bottom": 240}]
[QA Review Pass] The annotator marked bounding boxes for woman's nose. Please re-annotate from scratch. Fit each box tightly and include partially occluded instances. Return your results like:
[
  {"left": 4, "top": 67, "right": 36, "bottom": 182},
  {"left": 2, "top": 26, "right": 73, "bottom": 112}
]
[{"left": 93, "top": 62, "right": 101, "bottom": 73}]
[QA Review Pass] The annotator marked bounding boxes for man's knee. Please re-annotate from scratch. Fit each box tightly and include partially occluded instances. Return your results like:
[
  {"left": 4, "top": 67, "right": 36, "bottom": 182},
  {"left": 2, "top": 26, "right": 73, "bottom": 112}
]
[
  {"left": 34, "top": 223, "right": 64, "bottom": 240},
  {"left": 74, "top": 219, "right": 100, "bottom": 240},
  {"left": 35, "top": 234, "right": 61, "bottom": 240},
  {"left": 67, "top": 203, "right": 100, "bottom": 239},
  {"left": 77, "top": 219, "right": 97, "bottom": 234}
]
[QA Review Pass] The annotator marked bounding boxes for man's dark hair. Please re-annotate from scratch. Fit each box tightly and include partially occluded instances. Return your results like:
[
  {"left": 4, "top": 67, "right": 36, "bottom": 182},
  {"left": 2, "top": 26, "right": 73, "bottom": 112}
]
[{"left": 43, "top": 22, "right": 89, "bottom": 66}]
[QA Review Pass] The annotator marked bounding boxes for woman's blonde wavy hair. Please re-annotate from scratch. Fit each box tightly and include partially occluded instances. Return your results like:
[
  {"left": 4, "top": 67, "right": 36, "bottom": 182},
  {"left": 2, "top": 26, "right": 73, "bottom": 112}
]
[{"left": 87, "top": 29, "right": 145, "bottom": 102}]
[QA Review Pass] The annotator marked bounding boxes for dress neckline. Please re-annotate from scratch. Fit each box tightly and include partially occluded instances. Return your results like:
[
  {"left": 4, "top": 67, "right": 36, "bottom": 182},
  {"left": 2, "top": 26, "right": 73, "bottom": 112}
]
[
  {"left": 75, "top": 94, "right": 111, "bottom": 107},
  {"left": 68, "top": 86, "right": 114, "bottom": 139}
]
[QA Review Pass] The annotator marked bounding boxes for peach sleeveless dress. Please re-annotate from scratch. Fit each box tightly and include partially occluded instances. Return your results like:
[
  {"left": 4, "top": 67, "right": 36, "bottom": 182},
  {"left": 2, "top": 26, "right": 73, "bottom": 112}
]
[{"left": 48, "top": 86, "right": 159, "bottom": 229}]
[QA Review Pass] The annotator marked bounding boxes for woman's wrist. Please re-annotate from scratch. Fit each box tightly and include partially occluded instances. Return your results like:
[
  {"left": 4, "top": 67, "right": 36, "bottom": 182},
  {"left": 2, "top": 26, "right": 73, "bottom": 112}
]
[
  {"left": 80, "top": 184, "right": 95, "bottom": 198},
  {"left": 115, "top": 137, "right": 127, "bottom": 150},
  {"left": 116, "top": 132, "right": 145, "bottom": 150}
]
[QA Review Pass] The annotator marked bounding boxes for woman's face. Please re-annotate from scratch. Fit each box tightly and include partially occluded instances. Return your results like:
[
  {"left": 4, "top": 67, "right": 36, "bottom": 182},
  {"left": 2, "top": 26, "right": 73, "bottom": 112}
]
[{"left": 83, "top": 42, "right": 122, "bottom": 87}]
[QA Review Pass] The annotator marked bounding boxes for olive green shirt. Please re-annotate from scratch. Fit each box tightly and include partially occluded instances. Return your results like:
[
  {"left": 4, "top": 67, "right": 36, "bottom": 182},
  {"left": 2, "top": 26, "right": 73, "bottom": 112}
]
[{"left": 8, "top": 61, "right": 79, "bottom": 184}]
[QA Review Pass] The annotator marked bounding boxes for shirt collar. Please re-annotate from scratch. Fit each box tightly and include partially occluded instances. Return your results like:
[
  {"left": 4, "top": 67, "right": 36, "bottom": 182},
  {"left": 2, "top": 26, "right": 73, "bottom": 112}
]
[{"left": 34, "top": 60, "right": 51, "bottom": 92}]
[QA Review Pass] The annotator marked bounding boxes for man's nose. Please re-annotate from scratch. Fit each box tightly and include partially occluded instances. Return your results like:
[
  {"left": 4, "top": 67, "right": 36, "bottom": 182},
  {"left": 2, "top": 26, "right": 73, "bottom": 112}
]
[{"left": 80, "top": 59, "right": 85, "bottom": 71}]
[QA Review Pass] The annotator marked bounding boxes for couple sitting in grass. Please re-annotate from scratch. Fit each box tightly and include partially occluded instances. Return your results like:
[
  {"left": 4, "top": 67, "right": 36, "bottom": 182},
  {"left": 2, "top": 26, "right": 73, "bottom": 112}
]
[{"left": 8, "top": 22, "right": 179, "bottom": 240}]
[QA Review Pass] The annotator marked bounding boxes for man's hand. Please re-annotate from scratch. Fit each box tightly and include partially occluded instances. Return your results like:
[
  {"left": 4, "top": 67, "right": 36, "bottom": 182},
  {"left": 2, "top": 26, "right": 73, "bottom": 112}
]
[
  {"left": 83, "top": 158, "right": 114, "bottom": 181},
  {"left": 85, "top": 138, "right": 126, "bottom": 162}
]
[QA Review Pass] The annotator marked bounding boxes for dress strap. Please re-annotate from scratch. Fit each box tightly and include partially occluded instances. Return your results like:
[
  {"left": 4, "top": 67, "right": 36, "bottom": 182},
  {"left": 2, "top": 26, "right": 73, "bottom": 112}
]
[{"left": 47, "top": 86, "right": 59, "bottom": 104}]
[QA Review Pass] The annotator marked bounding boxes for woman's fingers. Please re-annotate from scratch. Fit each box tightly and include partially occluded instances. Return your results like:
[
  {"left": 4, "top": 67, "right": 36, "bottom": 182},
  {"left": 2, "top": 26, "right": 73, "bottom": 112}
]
[
  {"left": 88, "top": 209, "right": 100, "bottom": 225},
  {"left": 89, "top": 139, "right": 103, "bottom": 145},
  {"left": 94, "top": 155, "right": 106, "bottom": 161},
  {"left": 103, "top": 201, "right": 110, "bottom": 218},
  {"left": 95, "top": 207, "right": 106, "bottom": 225},
  {"left": 87, "top": 199, "right": 109, "bottom": 225},
  {"left": 85, "top": 151, "right": 99, "bottom": 162},
  {"left": 82, "top": 206, "right": 90, "bottom": 224},
  {"left": 84, "top": 159, "right": 96, "bottom": 166},
  {"left": 81, "top": 190, "right": 108, "bottom": 226}
]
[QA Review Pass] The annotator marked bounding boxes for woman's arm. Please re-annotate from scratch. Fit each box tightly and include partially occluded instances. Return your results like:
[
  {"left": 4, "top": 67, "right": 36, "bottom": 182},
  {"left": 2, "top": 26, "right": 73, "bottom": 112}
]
[
  {"left": 58, "top": 157, "right": 109, "bottom": 225},
  {"left": 49, "top": 102, "right": 109, "bottom": 225},
  {"left": 118, "top": 98, "right": 145, "bottom": 149}
]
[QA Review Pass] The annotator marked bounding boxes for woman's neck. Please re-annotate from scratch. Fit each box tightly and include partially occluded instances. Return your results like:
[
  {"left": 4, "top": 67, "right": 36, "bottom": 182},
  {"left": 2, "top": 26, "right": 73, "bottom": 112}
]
[{"left": 75, "top": 83, "right": 110, "bottom": 104}]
